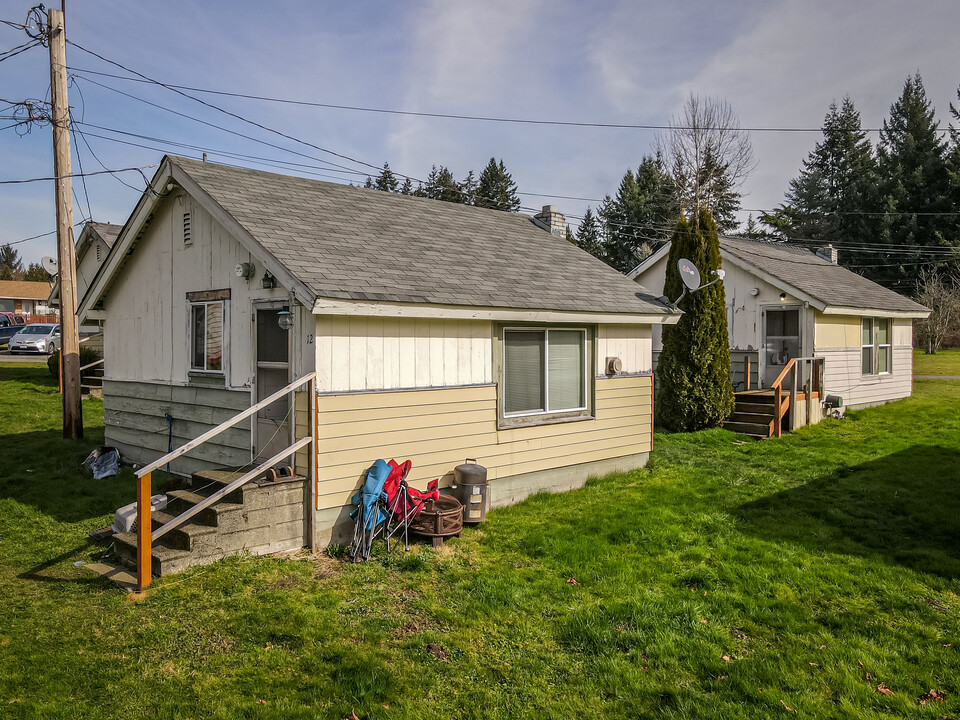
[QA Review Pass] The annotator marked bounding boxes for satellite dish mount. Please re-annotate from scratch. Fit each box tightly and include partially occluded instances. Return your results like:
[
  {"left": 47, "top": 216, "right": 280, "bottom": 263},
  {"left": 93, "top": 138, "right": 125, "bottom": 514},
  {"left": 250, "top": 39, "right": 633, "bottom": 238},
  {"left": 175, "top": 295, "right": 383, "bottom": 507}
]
[
  {"left": 658, "top": 257, "right": 725, "bottom": 310},
  {"left": 41, "top": 256, "right": 59, "bottom": 281}
]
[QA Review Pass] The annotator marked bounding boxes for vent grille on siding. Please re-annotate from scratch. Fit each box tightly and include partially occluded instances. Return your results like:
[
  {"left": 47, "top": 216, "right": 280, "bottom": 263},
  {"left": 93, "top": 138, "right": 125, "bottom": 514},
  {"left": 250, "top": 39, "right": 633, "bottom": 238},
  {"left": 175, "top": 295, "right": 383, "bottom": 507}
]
[
  {"left": 95, "top": 243, "right": 102, "bottom": 262},
  {"left": 183, "top": 212, "right": 192, "bottom": 245}
]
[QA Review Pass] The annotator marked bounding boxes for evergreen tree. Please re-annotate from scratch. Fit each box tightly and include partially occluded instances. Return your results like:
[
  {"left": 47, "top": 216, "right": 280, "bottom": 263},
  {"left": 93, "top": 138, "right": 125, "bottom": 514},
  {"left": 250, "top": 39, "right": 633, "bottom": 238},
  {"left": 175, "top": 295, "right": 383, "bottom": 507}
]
[
  {"left": 420, "top": 165, "right": 463, "bottom": 203},
  {"left": 0, "top": 244, "right": 24, "bottom": 281},
  {"left": 22, "top": 262, "right": 49, "bottom": 282},
  {"left": 764, "top": 98, "right": 878, "bottom": 269},
  {"left": 399, "top": 177, "right": 414, "bottom": 195},
  {"left": 363, "top": 176, "right": 374, "bottom": 189},
  {"left": 373, "top": 162, "right": 399, "bottom": 193},
  {"left": 875, "top": 73, "right": 952, "bottom": 291},
  {"left": 475, "top": 158, "right": 520, "bottom": 212},
  {"left": 598, "top": 155, "right": 676, "bottom": 272},
  {"left": 459, "top": 170, "right": 478, "bottom": 205},
  {"left": 948, "top": 86, "right": 960, "bottom": 252},
  {"left": 655, "top": 208, "right": 734, "bottom": 431},
  {"left": 575, "top": 206, "right": 603, "bottom": 257}
]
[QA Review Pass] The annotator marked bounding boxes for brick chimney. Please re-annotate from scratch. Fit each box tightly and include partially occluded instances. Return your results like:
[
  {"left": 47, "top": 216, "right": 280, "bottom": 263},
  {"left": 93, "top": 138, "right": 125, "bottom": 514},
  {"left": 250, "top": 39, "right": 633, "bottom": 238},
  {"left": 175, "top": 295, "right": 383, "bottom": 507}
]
[
  {"left": 816, "top": 244, "right": 839, "bottom": 264},
  {"left": 534, "top": 205, "right": 568, "bottom": 239}
]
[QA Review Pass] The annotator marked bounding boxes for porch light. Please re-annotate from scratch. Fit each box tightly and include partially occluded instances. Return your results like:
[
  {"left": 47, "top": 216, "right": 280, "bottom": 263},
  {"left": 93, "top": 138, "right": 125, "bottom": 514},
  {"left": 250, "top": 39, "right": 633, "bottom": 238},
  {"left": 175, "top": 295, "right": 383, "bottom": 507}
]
[
  {"left": 277, "top": 309, "right": 294, "bottom": 331},
  {"left": 779, "top": 292, "right": 787, "bottom": 302},
  {"left": 260, "top": 271, "right": 277, "bottom": 289}
]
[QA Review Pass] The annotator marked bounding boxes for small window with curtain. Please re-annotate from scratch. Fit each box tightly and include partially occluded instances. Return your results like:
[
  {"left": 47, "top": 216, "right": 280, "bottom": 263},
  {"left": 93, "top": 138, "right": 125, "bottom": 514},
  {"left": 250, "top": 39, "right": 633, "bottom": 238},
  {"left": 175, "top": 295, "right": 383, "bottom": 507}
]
[
  {"left": 501, "top": 326, "right": 591, "bottom": 425},
  {"left": 190, "top": 300, "right": 224, "bottom": 373},
  {"left": 861, "top": 318, "right": 891, "bottom": 375}
]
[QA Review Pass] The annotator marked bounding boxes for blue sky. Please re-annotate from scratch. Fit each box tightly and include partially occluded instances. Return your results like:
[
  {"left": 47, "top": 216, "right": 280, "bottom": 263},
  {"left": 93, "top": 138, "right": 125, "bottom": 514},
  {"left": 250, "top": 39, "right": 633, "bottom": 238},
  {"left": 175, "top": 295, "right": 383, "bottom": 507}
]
[{"left": 2, "top": 0, "right": 960, "bottom": 266}]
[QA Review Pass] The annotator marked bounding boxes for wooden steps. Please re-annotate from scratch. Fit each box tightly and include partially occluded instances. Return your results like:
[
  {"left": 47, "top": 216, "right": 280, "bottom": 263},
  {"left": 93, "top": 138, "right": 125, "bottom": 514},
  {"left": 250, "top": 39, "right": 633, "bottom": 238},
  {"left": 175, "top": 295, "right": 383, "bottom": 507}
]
[{"left": 724, "top": 389, "right": 778, "bottom": 439}]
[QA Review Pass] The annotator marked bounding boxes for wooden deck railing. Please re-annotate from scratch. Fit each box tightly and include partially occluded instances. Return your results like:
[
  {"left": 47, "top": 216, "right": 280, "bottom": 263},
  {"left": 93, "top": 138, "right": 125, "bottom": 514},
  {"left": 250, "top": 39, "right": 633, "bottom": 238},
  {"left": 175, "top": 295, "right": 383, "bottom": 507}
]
[
  {"left": 134, "top": 371, "right": 317, "bottom": 590},
  {"left": 769, "top": 356, "right": 824, "bottom": 438}
]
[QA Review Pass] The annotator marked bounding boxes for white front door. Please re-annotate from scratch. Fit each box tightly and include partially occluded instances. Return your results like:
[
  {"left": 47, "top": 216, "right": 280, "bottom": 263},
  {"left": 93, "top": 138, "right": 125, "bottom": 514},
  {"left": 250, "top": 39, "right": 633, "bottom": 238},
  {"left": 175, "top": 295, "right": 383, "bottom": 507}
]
[
  {"left": 762, "top": 306, "right": 801, "bottom": 387},
  {"left": 254, "top": 307, "right": 291, "bottom": 466}
]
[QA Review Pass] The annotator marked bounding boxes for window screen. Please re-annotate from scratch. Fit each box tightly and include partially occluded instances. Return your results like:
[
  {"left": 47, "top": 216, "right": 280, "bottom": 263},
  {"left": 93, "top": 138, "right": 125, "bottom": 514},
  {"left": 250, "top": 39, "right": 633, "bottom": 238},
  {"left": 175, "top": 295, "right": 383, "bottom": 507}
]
[
  {"left": 548, "top": 330, "right": 585, "bottom": 411},
  {"left": 504, "top": 330, "right": 544, "bottom": 414}
]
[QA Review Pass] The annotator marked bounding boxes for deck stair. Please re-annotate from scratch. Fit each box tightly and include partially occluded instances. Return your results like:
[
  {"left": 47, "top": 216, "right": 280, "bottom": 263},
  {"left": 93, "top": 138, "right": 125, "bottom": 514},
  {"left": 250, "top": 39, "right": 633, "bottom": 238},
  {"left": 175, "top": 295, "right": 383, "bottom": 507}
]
[
  {"left": 81, "top": 364, "right": 104, "bottom": 398},
  {"left": 113, "top": 468, "right": 307, "bottom": 576},
  {"left": 724, "top": 389, "right": 778, "bottom": 439}
]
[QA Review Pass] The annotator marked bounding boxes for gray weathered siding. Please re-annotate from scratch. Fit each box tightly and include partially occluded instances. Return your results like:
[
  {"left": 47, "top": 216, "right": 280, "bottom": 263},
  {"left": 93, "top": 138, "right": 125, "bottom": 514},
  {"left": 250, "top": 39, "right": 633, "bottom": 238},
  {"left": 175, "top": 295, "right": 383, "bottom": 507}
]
[{"left": 103, "top": 379, "right": 252, "bottom": 475}]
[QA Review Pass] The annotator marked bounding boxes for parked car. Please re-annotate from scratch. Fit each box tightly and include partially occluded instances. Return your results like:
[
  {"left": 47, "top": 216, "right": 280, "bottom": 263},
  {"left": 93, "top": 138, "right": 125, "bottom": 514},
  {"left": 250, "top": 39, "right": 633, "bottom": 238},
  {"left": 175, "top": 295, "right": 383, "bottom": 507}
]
[
  {"left": 0, "top": 312, "right": 26, "bottom": 327},
  {"left": 0, "top": 314, "right": 26, "bottom": 349},
  {"left": 8, "top": 323, "right": 61, "bottom": 355}
]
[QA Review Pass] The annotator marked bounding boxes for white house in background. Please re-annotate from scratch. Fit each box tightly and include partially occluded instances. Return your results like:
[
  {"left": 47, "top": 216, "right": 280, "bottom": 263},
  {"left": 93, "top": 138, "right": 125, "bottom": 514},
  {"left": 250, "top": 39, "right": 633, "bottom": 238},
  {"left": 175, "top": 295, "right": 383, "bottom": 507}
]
[
  {"left": 49, "top": 221, "right": 122, "bottom": 333},
  {"left": 79, "top": 155, "right": 678, "bottom": 572},
  {"left": 628, "top": 236, "right": 929, "bottom": 409}
]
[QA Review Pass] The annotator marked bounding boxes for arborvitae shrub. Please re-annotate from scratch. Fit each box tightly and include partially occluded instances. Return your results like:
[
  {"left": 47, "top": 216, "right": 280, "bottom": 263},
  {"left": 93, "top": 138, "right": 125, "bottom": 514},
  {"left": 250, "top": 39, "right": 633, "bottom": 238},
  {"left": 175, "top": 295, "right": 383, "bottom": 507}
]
[{"left": 655, "top": 209, "right": 734, "bottom": 431}]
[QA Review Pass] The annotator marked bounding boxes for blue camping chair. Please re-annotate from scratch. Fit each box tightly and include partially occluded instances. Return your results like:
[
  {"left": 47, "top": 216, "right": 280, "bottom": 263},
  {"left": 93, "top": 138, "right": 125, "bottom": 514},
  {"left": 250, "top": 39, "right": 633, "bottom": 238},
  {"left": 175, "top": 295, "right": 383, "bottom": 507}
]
[{"left": 349, "top": 459, "right": 392, "bottom": 561}]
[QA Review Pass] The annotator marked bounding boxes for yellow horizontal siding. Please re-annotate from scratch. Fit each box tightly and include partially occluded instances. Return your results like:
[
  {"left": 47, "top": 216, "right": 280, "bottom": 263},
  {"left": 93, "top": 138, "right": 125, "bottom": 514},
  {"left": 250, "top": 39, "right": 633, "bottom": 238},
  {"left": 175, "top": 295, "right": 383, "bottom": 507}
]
[{"left": 313, "top": 375, "right": 653, "bottom": 512}]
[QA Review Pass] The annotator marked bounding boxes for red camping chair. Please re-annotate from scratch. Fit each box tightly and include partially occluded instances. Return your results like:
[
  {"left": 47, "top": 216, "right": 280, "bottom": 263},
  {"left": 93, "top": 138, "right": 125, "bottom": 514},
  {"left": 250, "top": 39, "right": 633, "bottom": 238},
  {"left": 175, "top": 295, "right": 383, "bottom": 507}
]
[{"left": 382, "top": 458, "right": 440, "bottom": 551}]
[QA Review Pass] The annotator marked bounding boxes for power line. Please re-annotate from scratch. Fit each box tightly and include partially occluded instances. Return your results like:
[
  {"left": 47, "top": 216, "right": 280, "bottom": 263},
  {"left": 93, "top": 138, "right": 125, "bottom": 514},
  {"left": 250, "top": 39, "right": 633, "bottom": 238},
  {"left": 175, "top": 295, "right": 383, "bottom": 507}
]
[
  {"left": 0, "top": 38, "right": 40, "bottom": 63},
  {"left": 0, "top": 165, "right": 157, "bottom": 184},
  {"left": 65, "top": 64, "right": 952, "bottom": 135}
]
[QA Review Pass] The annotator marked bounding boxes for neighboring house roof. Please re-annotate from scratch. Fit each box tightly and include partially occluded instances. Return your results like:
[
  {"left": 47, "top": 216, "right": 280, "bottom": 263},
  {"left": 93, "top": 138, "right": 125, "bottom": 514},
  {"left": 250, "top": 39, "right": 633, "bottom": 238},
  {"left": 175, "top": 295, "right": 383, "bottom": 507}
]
[
  {"left": 84, "top": 222, "right": 122, "bottom": 248},
  {"left": 49, "top": 221, "right": 124, "bottom": 306},
  {"left": 84, "top": 156, "right": 673, "bottom": 320},
  {"left": 0, "top": 280, "right": 51, "bottom": 300},
  {"left": 630, "top": 236, "right": 929, "bottom": 317}
]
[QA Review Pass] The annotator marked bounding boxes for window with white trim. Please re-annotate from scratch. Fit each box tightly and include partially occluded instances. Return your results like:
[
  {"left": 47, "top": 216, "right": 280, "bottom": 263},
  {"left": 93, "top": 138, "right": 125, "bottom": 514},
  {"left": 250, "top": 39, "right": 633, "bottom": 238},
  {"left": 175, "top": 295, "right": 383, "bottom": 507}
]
[
  {"left": 190, "top": 300, "right": 224, "bottom": 372},
  {"left": 861, "top": 318, "right": 891, "bottom": 375},
  {"left": 501, "top": 327, "right": 590, "bottom": 423}
]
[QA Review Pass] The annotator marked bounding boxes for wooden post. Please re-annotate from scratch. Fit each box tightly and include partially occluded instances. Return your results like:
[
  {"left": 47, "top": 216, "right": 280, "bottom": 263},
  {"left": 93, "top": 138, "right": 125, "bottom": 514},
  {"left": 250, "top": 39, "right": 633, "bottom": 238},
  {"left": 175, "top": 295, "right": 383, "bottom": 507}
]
[
  {"left": 307, "top": 377, "right": 318, "bottom": 553},
  {"left": 774, "top": 384, "right": 782, "bottom": 438},
  {"left": 744, "top": 355, "right": 751, "bottom": 391},
  {"left": 47, "top": 8, "right": 83, "bottom": 439},
  {"left": 805, "top": 369, "right": 814, "bottom": 427},
  {"left": 137, "top": 472, "right": 152, "bottom": 590},
  {"left": 790, "top": 365, "right": 798, "bottom": 432}
]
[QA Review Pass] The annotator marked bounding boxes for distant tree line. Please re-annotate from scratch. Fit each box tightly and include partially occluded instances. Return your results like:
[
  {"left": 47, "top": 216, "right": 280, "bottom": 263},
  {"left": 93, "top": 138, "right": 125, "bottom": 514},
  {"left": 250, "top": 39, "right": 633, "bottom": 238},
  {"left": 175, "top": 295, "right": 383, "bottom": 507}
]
[
  {"left": 0, "top": 244, "right": 49, "bottom": 282},
  {"left": 364, "top": 157, "right": 521, "bottom": 212}
]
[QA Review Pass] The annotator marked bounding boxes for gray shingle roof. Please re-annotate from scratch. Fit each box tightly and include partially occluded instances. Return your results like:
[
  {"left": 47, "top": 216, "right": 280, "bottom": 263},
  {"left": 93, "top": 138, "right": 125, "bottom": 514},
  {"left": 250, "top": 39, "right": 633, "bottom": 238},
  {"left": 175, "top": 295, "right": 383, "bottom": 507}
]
[
  {"left": 88, "top": 222, "right": 122, "bottom": 248},
  {"left": 172, "top": 156, "right": 669, "bottom": 316},
  {"left": 719, "top": 236, "right": 929, "bottom": 314}
]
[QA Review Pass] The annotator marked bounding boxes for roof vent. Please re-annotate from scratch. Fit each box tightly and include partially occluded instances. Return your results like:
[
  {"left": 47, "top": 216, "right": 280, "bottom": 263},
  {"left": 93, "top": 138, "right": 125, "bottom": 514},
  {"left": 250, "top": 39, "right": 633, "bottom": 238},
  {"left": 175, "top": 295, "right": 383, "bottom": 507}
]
[
  {"left": 183, "top": 211, "right": 192, "bottom": 246},
  {"left": 816, "top": 244, "right": 838, "bottom": 264}
]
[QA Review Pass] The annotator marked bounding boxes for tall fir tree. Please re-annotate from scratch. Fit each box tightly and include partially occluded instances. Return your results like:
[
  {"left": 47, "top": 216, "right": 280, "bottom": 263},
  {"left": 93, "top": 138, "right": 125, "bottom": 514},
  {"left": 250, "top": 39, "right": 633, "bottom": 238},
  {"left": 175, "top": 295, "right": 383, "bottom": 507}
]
[
  {"left": 875, "top": 73, "right": 953, "bottom": 291},
  {"left": 764, "top": 98, "right": 878, "bottom": 269},
  {"left": 418, "top": 165, "right": 463, "bottom": 203},
  {"left": 575, "top": 206, "right": 603, "bottom": 257},
  {"left": 948, "top": 85, "right": 960, "bottom": 256},
  {"left": 598, "top": 155, "right": 676, "bottom": 272},
  {"left": 399, "top": 177, "right": 414, "bottom": 195},
  {"left": 0, "top": 244, "right": 24, "bottom": 281},
  {"left": 475, "top": 158, "right": 521, "bottom": 212},
  {"left": 459, "top": 170, "right": 478, "bottom": 206},
  {"left": 373, "top": 162, "right": 399, "bottom": 193},
  {"left": 655, "top": 209, "right": 734, "bottom": 431}
]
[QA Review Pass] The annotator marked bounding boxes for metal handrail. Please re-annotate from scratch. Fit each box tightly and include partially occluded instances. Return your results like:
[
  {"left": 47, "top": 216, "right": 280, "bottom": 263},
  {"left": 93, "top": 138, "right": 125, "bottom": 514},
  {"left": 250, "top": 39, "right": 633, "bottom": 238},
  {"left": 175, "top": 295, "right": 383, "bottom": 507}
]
[
  {"left": 134, "top": 370, "right": 318, "bottom": 590},
  {"left": 152, "top": 435, "right": 313, "bottom": 542},
  {"left": 79, "top": 357, "right": 103, "bottom": 372},
  {"left": 135, "top": 371, "right": 317, "bottom": 478},
  {"left": 78, "top": 332, "right": 103, "bottom": 345}
]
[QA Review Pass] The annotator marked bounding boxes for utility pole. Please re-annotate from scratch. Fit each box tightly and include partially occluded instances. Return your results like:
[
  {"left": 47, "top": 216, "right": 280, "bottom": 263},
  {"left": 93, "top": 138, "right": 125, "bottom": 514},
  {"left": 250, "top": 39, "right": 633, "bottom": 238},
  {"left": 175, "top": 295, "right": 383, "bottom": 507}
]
[{"left": 47, "top": 7, "right": 83, "bottom": 439}]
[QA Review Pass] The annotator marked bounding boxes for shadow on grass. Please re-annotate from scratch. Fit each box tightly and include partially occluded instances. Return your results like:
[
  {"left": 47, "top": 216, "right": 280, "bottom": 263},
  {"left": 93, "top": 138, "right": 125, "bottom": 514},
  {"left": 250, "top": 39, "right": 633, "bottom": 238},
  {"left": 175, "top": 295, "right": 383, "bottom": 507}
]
[
  {"left": 0, "top": 428, "right": 135, "bottom": 524},
  {"left": 736, "top": 444, "right": 960, "bottom": 579},
  {"left": 17, "top": 540, "right": 106, "bottom": 585}
]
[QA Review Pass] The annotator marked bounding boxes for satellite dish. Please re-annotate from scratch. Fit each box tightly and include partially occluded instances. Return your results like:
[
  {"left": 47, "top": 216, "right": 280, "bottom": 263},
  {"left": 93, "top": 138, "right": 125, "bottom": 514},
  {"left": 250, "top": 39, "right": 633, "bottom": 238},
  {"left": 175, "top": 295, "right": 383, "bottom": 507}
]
[
  {"left": 678, "top": 258, "right": 701, "bottom": 290},
  {"left": 41, "top": 256, "right": 59, "bottom": 278}
]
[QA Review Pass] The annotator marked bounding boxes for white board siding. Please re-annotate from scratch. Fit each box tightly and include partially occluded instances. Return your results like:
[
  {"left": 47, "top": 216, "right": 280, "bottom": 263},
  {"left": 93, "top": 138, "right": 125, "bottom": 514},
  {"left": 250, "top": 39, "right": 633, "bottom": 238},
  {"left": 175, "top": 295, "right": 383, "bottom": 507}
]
[
  {"left": 817, "top": 346, "right": 913, "bottom": 407},
  {"left": 597, "top": 324, "right": 652, "bottom": 374},
  {"left": 308, "top": 375, "right": 653, "bottom": 513},
  {"left": 314, "top": 315, "right": 493, "bottom": 392},
  {"left": 102, "top": 194, "right": 293, "bottom": 388}
]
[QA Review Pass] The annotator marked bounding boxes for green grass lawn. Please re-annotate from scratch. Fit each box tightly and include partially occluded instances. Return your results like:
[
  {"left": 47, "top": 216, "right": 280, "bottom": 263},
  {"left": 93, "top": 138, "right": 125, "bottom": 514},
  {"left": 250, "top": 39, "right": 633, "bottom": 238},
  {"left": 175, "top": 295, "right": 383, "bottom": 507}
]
[
  {"left": 914, "top": 347, "right": 960, "bottom": 375},
  {"left": 1, "top": 366, "right": 958, "bottom": 719}
]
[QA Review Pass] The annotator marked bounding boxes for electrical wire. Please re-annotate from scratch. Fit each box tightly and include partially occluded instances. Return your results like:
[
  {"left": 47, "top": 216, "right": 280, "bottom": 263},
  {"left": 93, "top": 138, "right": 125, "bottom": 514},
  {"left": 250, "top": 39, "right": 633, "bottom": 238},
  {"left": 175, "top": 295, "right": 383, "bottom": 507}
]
[
  {"left": 0, "top": 165, "right": 157, "bottom": 184},
  {"left": 64, "top": 64, "right": 955, "bottom": 136},
  {"left": 0, "top": 38, "right": 40, "bottom": 63}
]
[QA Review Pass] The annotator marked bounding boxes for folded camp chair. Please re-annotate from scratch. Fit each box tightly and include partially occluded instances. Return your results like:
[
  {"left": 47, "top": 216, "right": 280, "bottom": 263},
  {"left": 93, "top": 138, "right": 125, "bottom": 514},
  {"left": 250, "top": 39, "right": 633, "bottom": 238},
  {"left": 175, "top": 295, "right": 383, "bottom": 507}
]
[
  {"left": 349, "top": 459, "right": 392, "bottom": 562},
  {"left": 383, "top": 459, "right": 440, "bottom": 552}
]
